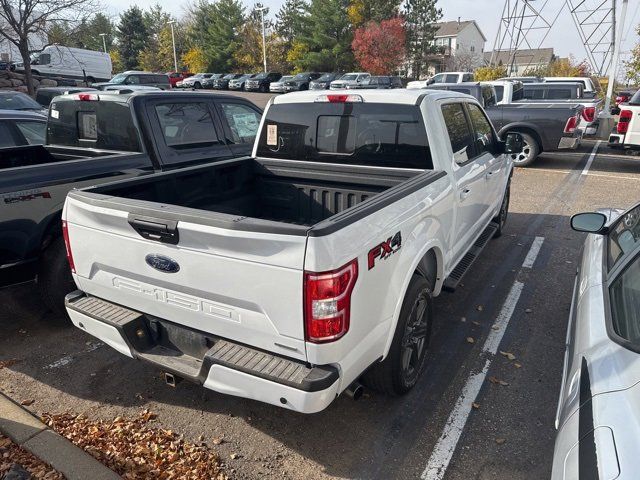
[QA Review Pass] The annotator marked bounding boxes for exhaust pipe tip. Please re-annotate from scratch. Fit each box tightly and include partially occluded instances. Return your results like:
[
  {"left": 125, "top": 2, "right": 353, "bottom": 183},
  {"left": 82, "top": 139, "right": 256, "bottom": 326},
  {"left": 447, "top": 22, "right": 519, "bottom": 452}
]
[{"left": 345, "top": 382, "right": 364, "bottom": 401}]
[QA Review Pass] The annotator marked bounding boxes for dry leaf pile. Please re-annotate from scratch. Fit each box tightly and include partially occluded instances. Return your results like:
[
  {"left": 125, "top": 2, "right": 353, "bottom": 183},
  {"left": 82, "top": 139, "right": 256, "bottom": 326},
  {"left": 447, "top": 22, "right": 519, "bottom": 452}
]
[
  {"left": 42, "top": 411, "right": 227, "bottom": 480},
  {"left": 0, "top": 434, "right": 64, "bottom": 479}
]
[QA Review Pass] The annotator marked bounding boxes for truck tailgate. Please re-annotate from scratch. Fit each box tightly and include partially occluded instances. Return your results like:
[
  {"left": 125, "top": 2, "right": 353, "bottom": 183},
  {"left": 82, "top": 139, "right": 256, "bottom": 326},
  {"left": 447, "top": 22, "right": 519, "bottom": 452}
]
[{"left": 64, "top": 194, "right": 308, "bottom": 361}]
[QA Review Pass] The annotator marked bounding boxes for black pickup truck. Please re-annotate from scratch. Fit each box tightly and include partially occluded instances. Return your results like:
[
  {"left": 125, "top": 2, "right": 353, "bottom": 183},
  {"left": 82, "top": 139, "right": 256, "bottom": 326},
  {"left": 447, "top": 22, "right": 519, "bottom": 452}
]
[
  {"left": 426, "top": 82, "right": 583, "bottom": 166},
  {"left": 1, "top": 90, "right": 262, "bottom": 313}
]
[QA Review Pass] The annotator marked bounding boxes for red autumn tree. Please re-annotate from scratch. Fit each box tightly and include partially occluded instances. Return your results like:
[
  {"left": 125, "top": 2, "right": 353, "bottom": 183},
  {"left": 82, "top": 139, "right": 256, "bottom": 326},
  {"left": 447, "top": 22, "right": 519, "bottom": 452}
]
[{"left": 352, "top": 17, "right": 406, "bottom": 75}]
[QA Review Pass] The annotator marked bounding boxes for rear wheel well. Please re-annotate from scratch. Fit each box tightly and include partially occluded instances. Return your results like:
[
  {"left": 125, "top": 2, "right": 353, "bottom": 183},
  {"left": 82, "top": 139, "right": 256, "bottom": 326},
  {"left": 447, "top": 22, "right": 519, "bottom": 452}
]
[
  {"left": 415, "top": 249, "right": 438, "bottom": 292},
  {"left": 508, "top": 127, "right": 543, "bottom": 153},
  {"left": 40, "top": 213, "right": 63, "bottom": 252}
]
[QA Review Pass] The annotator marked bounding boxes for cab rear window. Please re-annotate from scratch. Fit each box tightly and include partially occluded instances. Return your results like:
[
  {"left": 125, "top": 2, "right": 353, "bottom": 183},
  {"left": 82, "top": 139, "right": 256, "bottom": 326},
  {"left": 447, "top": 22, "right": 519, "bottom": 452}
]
[
  {"left": 47, "top": 99, "right": 142, "bottom": 151},
  {"left": 256, "top": 103, "right": 433, "bottom": 169}
]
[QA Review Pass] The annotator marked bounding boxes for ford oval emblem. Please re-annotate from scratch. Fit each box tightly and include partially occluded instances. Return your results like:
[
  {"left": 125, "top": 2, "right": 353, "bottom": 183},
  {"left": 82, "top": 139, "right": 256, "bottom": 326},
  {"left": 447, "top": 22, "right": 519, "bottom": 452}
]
[{"left": 145, "top": 254, "right": 180, "bottom": 273}]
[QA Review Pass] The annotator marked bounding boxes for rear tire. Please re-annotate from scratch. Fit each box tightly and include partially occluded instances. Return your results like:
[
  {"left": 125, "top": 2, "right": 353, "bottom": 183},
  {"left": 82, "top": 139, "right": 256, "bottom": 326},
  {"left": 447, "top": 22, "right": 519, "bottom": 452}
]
[
  {"left": 363, "top": 275, "right": 432, "bottom": 395},
  {"left": 194, "top": 82, "right": 201, "bottom": 89},
  {"left": 37, "top": 237, "right": 75, "bottom": 317},
  {"left": 510, "top": 132, "right": 539, "bottom": 167},
  {"left": 493, "top": 181, "right": 510, "bottom": 238}
]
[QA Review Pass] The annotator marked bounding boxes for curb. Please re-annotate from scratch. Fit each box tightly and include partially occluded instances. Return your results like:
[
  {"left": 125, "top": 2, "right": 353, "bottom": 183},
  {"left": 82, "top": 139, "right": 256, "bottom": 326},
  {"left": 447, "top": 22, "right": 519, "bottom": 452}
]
[{"left": 0, "top": 392, "right": 120, "bottom": 480}]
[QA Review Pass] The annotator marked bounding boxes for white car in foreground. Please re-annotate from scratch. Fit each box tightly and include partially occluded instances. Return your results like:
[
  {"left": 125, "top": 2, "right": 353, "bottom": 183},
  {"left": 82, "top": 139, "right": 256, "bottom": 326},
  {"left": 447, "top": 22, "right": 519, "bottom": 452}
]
[
  {"left": 62, "top": 89, "right": 521, "bottom": 413},
  {"left": 553, "top": 202, "right": 640, "bottom": 479}
]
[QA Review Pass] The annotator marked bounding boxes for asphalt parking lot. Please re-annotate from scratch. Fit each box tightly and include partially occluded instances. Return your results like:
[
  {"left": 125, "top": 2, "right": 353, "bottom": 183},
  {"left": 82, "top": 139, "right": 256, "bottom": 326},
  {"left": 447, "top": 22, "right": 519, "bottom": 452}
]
[{"left": 1, "top": 93, "right": 639, "bottom": 479}]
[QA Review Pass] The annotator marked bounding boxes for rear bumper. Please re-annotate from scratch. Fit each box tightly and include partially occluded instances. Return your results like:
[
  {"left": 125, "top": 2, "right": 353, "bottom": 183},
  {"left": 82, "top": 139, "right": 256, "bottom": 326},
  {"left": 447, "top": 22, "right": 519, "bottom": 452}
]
[{"left": 65, "top": 291, "right": 340, "bottom": 413}]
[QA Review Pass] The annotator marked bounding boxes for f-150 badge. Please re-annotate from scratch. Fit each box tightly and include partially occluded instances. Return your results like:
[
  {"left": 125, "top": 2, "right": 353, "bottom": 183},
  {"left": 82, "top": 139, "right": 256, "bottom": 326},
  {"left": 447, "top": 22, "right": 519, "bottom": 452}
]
[{"left": 368, "top": 232, "right": 402, "bottom": 270}]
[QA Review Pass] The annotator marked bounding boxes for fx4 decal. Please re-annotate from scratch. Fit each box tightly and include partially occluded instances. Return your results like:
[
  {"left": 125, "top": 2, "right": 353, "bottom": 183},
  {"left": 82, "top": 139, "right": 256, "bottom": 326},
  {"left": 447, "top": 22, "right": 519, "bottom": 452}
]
[{"left": 368, "top": 232, "right": 402, "bottom": 270}]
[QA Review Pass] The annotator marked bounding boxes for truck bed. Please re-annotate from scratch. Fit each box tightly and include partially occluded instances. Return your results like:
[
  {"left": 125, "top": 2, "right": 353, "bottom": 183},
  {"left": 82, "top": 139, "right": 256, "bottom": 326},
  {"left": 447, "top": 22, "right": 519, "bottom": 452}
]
[{"left": 80, "top": 157, "right": 430, "bottom": 235}]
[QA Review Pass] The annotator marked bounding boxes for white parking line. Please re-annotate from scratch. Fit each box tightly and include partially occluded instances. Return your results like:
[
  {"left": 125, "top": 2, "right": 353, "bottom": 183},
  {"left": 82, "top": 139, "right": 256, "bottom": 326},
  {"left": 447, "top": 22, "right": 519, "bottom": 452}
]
[
  {"left": 522, "top": 237, "right": 544, "bottom": 269},
  {"left": 44, "top": 342, "right": 103, "bottom": 369},
  {"left": 581, "top": 140, "right": 602, "bottom": 176},
  {"left": 420, "top": 238, "right": 544, "bottom": 480}
]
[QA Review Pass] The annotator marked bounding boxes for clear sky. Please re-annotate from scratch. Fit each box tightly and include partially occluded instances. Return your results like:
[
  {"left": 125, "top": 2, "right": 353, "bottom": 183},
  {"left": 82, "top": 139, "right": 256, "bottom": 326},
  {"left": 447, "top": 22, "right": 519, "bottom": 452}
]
[{"left": 103, "top": 0, "right": 639, "bottom": 75}]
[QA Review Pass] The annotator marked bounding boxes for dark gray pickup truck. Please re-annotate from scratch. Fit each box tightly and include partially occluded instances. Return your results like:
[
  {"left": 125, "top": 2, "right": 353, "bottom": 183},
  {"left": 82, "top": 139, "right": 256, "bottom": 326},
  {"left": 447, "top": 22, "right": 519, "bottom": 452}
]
[
  {"left": 426, "top": 82, "right": 584, "bottom": 166},
  {"left": 1, "top": 90, "right": 262, "bottom": 313}
]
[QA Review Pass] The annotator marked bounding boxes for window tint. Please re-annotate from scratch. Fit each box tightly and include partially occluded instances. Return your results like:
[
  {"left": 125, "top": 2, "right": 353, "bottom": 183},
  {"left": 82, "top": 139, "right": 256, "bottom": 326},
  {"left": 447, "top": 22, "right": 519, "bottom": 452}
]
[
  {"left": 494, "top": 85, "right": 504, "bottom": 102},
  {"left": 47, "top": 100, "right": 142, "bottom": 151},
  {"left": 547, "top": 88, "right": 573, "bottom": 99},
  {"left": 610, "top": 254, "right": 640, "bottom": 345},
  {"left": 155, "top": 102, "right": 219, "bottom": 148},
  {"left": 523, "top": 87, "right": 544, "bottom": 100},
  {"left": 608, "top": 204, "right": 640, "bottom": 269},
  {"left": 482, "top": 87, "right": 496, "bottom": 107},
  {"left": 38, "top": 53, "right": 51, "bottom": 65},
  {"left": 441, "top": 103, "right": 473, "bottom": 161},
  {"left": 15, "top": 121, "right": 46, "bottom": 144},
  {"left": 463, "top": 74, "right": 474, "bottom": 82},
  {"left": 431, "top": 74, "right": 446, "bottom": 84},
  {"left": 256, "top": 103, "right": 433, "bottom": 169},
  {"left": 445, "top": 74, "right": 459, "bottom": 83},
  {"left": 467, "top": 103, "right": 495, "bottom": 156},
  {"left": 154, "top": 75, "right": 168, "bottom": 84},
  {"left": 220, "top": 102, "right": 261, "bottom": 144},
  {"left": 0, "top": 122, "right": 16, "bottom": 147},
  {"left": 512, "top": 86, "right": 524, "bottom": 101}
]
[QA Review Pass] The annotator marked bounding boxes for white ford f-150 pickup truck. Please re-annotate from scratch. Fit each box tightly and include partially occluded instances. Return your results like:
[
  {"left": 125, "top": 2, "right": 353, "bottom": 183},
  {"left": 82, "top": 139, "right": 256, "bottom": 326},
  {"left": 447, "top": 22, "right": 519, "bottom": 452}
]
[{"left": 62, "top": 89, "right": 521, "bottom": 413}]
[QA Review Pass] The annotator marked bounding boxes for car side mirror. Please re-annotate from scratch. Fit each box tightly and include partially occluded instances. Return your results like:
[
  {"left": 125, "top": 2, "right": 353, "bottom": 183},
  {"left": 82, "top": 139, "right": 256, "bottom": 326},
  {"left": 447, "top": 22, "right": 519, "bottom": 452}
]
[
  {"left": 427, "top": 78, "right": 435, "bottom": 85},
  {"left": 503, "top": 132, "right": 524, "bottom": 154},
  {"left": 571, "top": 212, "right": 608, "bottom": 234}
]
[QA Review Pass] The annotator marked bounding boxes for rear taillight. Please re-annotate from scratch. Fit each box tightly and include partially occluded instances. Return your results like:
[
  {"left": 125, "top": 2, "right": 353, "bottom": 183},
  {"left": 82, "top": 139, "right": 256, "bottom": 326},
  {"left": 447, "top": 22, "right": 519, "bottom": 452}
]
[
  {"left": 61, "top": 220, "right": 76, "bottom": 273},
  {"left": 76, "top": 93, "right": 99, "bottom": 101},
  {"left": 582, "top": 106, "right": 596, "bottom": 122},
  {"left": 315, "top": 94, "right": 363, "bottom": 103},
  {"left": 564, "top": 114, "right": 579, "bottom": 134},
  {"left": 618, "top": 109, "right": 633, "bottom": 134},
  {"left": 304, "top": 259, "right": 358, "bottom": 343}
]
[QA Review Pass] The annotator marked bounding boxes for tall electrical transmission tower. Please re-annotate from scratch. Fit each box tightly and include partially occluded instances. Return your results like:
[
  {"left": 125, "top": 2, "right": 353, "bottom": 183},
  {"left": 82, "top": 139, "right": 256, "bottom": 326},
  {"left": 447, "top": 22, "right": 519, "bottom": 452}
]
[
  {"left": 566, "top": 0, "right": 616, "bottom": 76},
  {"left": 490, "top": 0, "right": 556, "bottom": 74}
]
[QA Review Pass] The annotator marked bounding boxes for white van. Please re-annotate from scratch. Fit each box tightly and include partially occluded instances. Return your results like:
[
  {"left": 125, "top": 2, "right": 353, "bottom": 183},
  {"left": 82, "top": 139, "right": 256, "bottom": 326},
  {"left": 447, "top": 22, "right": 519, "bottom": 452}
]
[{"left": 16, "top": 45, "right": 112, "bottom": 83}]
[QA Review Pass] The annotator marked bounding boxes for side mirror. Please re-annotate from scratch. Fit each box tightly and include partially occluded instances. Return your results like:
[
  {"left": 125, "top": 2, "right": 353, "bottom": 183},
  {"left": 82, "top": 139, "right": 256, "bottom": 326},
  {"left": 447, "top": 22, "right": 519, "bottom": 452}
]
[
  {"left": 571, "top": 212, "right": 608, "bottom": 234},
  {"left": 503, "top": 132, "right": 524, "bottom": 154},
  {"left": 427, "top": 78, "right": 435, "bottom": 85}
]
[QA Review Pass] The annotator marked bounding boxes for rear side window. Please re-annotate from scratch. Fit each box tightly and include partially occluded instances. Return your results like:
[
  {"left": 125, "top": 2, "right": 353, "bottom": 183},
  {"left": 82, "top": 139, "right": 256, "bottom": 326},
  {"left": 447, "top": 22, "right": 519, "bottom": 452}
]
[
  {"left": 463, "top": 74, "right": 474, "bottom": 82},
  {"left": 445, "top": 74, "right": 459, "bottom": 83},
  {"left": 0, "top": 122, "right": 16, "bottom": 147},
  {"left": 15, "top": 121, "right": 46, "bottom": 144},
  {"left": 512, "top": 86, "right": 524, "bottom": 101},
  {"left": 610, "top": 255, "right": 640, "bottom": 345},
  {"left": 154, "top": 75, "right": 168, "bottom": 84},
  {"left": 155, "top": 102, "right": 219, "bottom": 148},
  {"left": 523, "top": 88, "right": 544, "bottom": 100},
  {"left": 256, "top": 103, "right": 433, "bottom": 169},
  {"left": 441, "top": 103, "right": 473, "bottom": 160},
  {"left": 47, "top": 100, "right": 142, "bottom": 151},
  {"left": 494, "top": 85, "right": 504, "bottom": 102},
  {"left": 219, "top": 102, "right": 261, "bottom": 144}
]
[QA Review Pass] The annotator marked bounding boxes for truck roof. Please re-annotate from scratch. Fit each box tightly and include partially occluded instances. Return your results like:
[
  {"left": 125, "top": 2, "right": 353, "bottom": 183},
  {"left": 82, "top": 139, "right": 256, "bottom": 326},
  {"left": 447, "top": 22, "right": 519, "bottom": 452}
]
[
  {"left": 271, "top": 89, "right": 472, "bottom": 106},
  {"left": 52, "top": 90, "right": 250, "bottom": 104}
]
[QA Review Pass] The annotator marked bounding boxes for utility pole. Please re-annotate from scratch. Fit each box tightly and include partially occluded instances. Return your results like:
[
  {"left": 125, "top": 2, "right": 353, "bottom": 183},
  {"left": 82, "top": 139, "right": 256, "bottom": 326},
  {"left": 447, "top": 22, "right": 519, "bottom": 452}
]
[
  {"left": 168, "top": 20, "right": 178, "bottom": 72},
  {"left": 99, "top": 33, "right": 107, "bottom": 53},
  {"left": 256, "top": 6, "right": 268, "bottom": 72},
  {"left": 598, "top": 0, "right": 628, "bottom": 136}
]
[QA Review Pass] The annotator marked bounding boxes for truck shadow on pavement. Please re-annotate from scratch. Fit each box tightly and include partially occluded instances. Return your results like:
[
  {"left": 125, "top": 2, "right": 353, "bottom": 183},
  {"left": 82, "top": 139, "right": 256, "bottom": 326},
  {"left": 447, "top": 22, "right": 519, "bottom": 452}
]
[{"left": 0, "top": 211, "right": 583, "bottom": 479}]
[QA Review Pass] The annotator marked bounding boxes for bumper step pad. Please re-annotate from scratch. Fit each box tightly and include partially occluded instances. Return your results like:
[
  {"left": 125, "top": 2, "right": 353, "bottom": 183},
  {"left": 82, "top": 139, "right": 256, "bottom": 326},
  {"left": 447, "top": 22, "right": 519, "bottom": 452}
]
[{"left": 66, "top": 292, "right": 338, "bottom": 392}]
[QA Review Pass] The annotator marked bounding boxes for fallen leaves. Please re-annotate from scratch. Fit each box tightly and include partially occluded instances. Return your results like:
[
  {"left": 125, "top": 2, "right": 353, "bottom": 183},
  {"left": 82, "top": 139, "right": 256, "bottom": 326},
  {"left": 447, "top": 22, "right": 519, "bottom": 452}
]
[
  {"left": 495, "top": 438, "right": 506, "bottom": 445},
  {"left": 488, "top": 376, "right": 509, "bottom": 386},
  {"left": 472, "top": 403, "right": 480, "bottom": 410},
  {"left": 466, "top": 337, "right": 475, "bottom": 344},
  {"left": 476, "top": 305, "right": 484, "bottom": 312},
  {"left": 43, "top": 411, "right": 227, "bottom": 479},
  {"left": 20, "top": 399, "right": 35, "bottom": 406},
  {"left": 0, "top": 434, "right": 64, "bottom": 479},
  {"left": 0, "top": 359, "right": 20, "bottom": 370},
  {"left": 499, "top": 351, "right": 516, "bottom": 361}
]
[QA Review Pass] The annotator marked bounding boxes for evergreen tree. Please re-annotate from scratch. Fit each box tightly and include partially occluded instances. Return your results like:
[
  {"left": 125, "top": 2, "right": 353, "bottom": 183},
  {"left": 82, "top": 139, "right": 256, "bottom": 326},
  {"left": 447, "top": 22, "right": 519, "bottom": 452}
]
[
  {"left": 275, "top": 0, "right": 308, "bottom": 45},
  {"left": 348, "top": 0, "right": 401, "bottom": 27},
  {"left": 299, "top": 0, "right": 354, "bottom": 72},
  {"left": 204, "top": 0, "right": 244, "bottom": 72},
  {"left": 139, "top": 5, "right": 173, "bottom": 71},
  {"left": 86, "top": 14, "right": 115, "bottom": 51},
  {"left": 403, "top": 0, "right": 441, "bottom": 79},
  {"left": 116, "top": 6, "right": 148, "bottom": 71}
]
